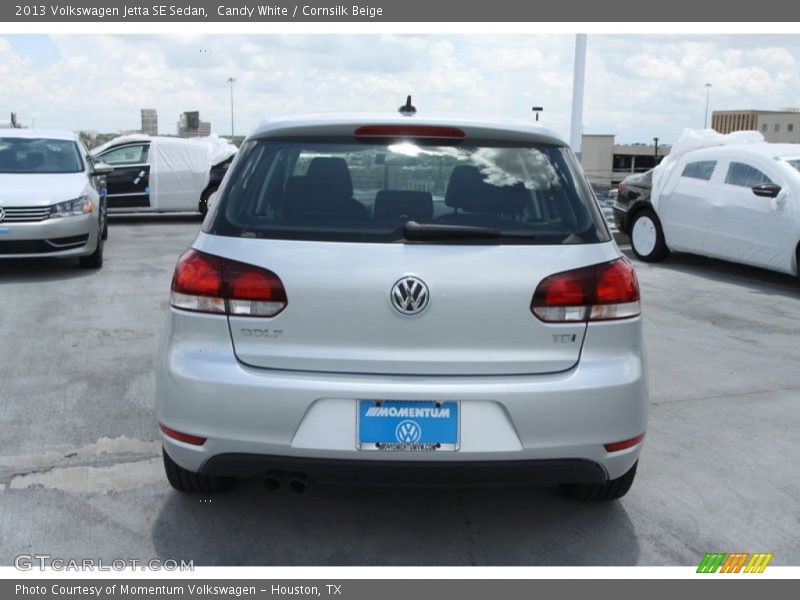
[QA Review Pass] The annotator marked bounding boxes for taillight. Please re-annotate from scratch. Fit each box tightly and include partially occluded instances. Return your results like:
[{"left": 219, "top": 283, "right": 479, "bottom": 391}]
[
  {"left": 170, "top": 250, "right": 225, "bottom": 314},
  {"left": 531, "top": 258, "right": 640, "bottom": 323},
  {"left": 170, "top": 249, "right": 287, "bottom": 317}
]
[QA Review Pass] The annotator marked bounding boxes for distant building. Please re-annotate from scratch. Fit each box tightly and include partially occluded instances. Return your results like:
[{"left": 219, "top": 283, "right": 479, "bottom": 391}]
[
  {"left": 177, "top": 111, "right": 211, "bottom": 137},
  {"left": 581, "top": 134, "right": 668, "bottom": 187},
  {"left": 141, "top": 109, "right": 158, "bottom": 136},
  {"left": 712, "top": 109, "right": 800, "bottom": 143}
]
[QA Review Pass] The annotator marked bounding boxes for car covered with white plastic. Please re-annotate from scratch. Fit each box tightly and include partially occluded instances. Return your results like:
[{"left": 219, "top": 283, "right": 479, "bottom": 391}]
[
  {"left": 91, "top": 134, "right": 237, "bottom": 215},
  {"left": 626, "top": 130, "right": 800, "bottom": 278},
  {"left": 155, "top": 109, "right": 648, "bottom": 500}
]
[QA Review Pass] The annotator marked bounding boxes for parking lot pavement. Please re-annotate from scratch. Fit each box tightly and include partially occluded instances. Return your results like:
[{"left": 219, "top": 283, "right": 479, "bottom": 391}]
[{"left": 1, "top": 218, "right": 798, "bottom": 566}]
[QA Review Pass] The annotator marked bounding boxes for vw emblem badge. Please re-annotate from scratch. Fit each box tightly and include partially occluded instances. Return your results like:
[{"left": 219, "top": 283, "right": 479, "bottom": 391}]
[
  {"left": 0, "top": 207, "right": 5, "bottom": 223},
  {"left": 390, "top": 276, "right": 429, "bottom": 316},
  {"left": 395, "top": 420, "right": 422, "bottom": 443}
]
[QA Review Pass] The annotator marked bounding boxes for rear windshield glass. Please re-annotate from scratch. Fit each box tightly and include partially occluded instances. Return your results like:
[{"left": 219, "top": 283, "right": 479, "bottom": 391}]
[
  {"left": 206, "top": 138, "right": 609, "bottom": 244},
  {"left": 785, "top": 159, "right": 800, "bottom": 173},
  {"left": 0, "top": 138, "right": 83, "bottom": 174}
]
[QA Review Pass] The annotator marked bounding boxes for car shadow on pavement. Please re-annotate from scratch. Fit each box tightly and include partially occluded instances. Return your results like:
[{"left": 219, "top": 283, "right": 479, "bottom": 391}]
[
  {"left": 151, "top": 479, "right": 640, "bottom": 566},
  {"left": 0, "top": 257, "right": 102, "bottom": 283},
  {"left": 108, "top": 214, "right": 204, "bottom": 226},
  {"left": 627, "top": 251, "right": 800, "bottom": 298}
]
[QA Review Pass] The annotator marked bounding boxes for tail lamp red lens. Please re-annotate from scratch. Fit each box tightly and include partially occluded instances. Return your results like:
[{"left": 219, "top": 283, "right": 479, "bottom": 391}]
[
  {"left": 531, "top": 258, "right": 640, "bottom": 323},
  {"left": 170, "top": 249, "right": 287, "bottom": 317}
]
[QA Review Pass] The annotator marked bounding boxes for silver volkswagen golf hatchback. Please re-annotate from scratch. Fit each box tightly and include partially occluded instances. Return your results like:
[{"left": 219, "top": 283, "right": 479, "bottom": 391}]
[{"left": 156, "top": 112, "right": 647, "bottom": 500}]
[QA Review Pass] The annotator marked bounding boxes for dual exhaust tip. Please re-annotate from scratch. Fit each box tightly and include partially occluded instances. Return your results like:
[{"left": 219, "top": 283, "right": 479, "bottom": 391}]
[{"left": 264, "top": 472, "right": 308, "bottom": 494}]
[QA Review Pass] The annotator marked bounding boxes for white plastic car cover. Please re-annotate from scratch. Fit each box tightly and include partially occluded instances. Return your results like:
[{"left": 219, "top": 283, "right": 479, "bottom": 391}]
[
  {"left": 201, "top": 134, "right": 239, "bottom": 166},
  {"left": 91, "top": 134, "right": 237, "bottom": 166},
  {"left": 651, "top": 128, "right": 765, "bottom": 210},
  {"left": 91, "top": 135, "right": 237, "bottom": 210},
  {"left": 649, "top": 129, "right": 800, "bottom": 275}
]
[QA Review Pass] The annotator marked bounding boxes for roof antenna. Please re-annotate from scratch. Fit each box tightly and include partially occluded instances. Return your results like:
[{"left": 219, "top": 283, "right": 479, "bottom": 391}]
[{"left": 398, "top": 95, "right": 417, "bottom": 116}]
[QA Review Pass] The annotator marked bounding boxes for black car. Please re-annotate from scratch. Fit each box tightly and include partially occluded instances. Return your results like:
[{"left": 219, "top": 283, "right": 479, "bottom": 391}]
[{"left": 612, "top": 170, "right": 652, "bottom": 234}]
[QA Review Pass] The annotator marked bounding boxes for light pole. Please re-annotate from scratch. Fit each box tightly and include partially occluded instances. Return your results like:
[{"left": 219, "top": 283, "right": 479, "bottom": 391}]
[
  {"left": 653, "top": 137, "right": 659, "bottom": 166},
  {"left": 227, "top": 77, "right": 236, "bottom": 137},
  {"left": 704, "top": 83, "right": 712, "bottom": 129},
  {"left": 532, "top": 106, "right": 543, "bottom": 122},
  {"left": 570, "top": 34, "right": 588, "bottom": 158}
]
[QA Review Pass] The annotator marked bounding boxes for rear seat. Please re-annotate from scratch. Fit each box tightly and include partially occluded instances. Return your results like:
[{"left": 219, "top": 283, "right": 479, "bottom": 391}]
[
  {"left": 444, "top": 165, "right": 528, "bottom": 216},
  {"left": 283, "top": 157, "right": 367, "bottom": 219}
]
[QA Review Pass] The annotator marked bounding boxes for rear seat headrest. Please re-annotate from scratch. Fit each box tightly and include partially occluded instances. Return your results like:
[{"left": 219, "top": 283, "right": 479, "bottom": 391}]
[
  {"left": 306, "top": 157, "right": 353, "bottom": 200},
  {"left": 445, "top": 165, "right": 528, "bottom": 214},
  {"left": 373, "top": 190, "right": 433, "bottom": 221}
]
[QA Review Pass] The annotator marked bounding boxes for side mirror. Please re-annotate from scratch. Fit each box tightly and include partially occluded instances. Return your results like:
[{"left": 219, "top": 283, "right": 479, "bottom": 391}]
[
  {"left": 752, "top": 183, "right": 781, "bottom": 198},
  {"left": 91, "top": 162, "right": 114, "bottom": 176}
]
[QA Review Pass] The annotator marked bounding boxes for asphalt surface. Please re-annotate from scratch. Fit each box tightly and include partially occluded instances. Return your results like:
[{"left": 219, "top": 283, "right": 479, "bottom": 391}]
[{"left": 0, "top": 215, "right": 798, "bottom": 566}]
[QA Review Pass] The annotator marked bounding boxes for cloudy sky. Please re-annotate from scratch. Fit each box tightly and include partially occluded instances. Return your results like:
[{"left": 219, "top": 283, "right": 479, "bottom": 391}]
[{"left": 2, "top": 34, "right": 800, "bottom": 144}]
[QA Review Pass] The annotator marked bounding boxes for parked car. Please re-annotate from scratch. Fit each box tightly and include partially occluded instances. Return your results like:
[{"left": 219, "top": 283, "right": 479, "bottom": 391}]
[
  {"left": 90, "top": 134, "right": 237, "bottom": 215},
  {"left": 0, "top": 129, "right": 111, "bottom": 268},
  {"left": 626, "top": 144, "right": 800, "bottom": 279},
  {"left": 613, "top": 170, "right": 652, "bottom": 233},
  {"left": 156, "top": 112, "right": 647, "bottom": 500}
]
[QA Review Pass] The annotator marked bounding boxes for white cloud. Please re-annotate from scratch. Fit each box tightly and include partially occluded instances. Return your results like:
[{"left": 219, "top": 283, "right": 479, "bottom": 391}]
[{"left": 2, "top": 34, "right": 800, "bottom": 144}]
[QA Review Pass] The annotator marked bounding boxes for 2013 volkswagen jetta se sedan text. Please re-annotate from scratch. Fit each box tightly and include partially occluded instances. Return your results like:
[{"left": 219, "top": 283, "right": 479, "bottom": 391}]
[{"left": 156, "top": 112, "right": 648, "bottom": 500}]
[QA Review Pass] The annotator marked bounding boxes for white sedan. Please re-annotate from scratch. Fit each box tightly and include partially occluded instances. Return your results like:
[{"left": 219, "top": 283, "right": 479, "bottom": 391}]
[{"left": 0, "top": 129, "right": 112, "bottom": 268}]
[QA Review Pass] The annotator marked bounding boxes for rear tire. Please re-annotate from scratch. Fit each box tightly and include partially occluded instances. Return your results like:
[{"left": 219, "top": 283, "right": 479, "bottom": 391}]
[
  {"left": 560, "top": 461, "right": 638, "bottom": 501},
  {"left": 162, "top": 448, "right": 233, "bottom": 494},
  {"left": 630, "top": 210, "right": 669, "bottom": 262}
]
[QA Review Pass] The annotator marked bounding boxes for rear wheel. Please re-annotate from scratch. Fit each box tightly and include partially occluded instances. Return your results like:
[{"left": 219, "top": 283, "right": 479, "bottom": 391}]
[
  {"left": 560, "top": 461, "right": 638, "bottom": 501},
  {"left": 162, "top": 448, "right": 233, "bottom": 493},
  {"left": 630, "top": 210, "right": 669, "bottom": 262}
]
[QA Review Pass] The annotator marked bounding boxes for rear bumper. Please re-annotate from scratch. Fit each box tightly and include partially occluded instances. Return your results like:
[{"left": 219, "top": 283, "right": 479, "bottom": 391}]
[
  {"left": 156, "top": 308, "right": 648, "bottom": 483},
  {"left": 200, "top": 454, "right": 608, "bottom": 486},
  {"left": 0, "top": 214, "right": 97, "bottom": 258}
]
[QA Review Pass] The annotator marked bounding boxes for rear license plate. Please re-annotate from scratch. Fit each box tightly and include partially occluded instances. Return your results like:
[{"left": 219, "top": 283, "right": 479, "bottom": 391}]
[{"left": 357, "top": 400, "right": 459, "bottom": 451}]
